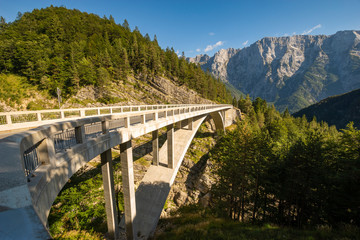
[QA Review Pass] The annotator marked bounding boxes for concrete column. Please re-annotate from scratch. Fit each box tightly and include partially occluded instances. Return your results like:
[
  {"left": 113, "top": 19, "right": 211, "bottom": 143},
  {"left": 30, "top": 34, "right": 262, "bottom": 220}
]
[
  {"left": 37, "top": 139, "right": 50, "bottom": 165},
  {"left": 46, "top": 138, "right": 57, "bottom": 167},
  {"left": 167, "top": 124, "right": 174, "bottom": 169},
  {"left": 152, "top": 130, "right": 159, "bottom": 166},
  {"left": 187, "top": 118, "right": 193, "bottom": 130},
  {"left": 75, "top": 125, "right": 86, "bottom": 144},
  {"left": 175, "top": 121, "right": 182, "bottom": 129},
  {"left": 120, "top": 141, "right": 136, "bottom": 240},
  {"left": 100, "top": 119, "right": 119, "bottom": 239},
  {"left": 101, "top": 149, "right": 119, "bottom": 240}
]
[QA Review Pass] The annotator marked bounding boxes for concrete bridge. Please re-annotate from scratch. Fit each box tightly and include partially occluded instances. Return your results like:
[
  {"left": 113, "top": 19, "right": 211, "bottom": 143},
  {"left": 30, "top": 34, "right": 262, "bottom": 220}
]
[{"left": 0, "top": 104, "right": 234, "bottom": 239}]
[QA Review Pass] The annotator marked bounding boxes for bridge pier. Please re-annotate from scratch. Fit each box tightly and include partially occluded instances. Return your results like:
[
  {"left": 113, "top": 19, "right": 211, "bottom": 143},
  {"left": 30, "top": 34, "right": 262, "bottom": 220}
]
[
  {"left": 101, "top": 120, "right": 120, "bottom": 239},
  {"left": 152, "top": 130, "right": 159, "bottom": 166},
  {"left": 187, "top": 118, "right": 193, "bottom": 130},
  {"left": 167, "top": 124, "right": 174, "bottom": 169},
  {"left": 101, "top": 149, "right": 119, "bottom": 239},
  {"left": 120, "top": 141, "right": 136, "bottom": 240}
]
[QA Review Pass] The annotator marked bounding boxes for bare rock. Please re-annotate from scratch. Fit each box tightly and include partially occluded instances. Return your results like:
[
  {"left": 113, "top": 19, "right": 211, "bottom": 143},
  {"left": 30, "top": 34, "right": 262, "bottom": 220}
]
[
  {"left": 174, "top": 191, "right": 188, "bottom": 206},
  {"left": 199, "top": 192, "right": 211, "bottom": 207}
]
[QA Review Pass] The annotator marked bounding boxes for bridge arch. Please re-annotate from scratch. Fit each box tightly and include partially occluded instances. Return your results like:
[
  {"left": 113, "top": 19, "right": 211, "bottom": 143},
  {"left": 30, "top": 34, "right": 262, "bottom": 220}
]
[{"left": 0, "top": 104, "right": 232, "bottom": 239}]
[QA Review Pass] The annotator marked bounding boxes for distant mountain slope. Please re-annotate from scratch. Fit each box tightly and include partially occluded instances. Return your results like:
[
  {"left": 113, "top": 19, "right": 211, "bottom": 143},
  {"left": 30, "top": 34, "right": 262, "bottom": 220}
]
[
  {"left": 293, "top": 88, "right": 360, "bottom": 129},
  {"left": 189, "top": 31, "right": 360, "bottom": 112}
]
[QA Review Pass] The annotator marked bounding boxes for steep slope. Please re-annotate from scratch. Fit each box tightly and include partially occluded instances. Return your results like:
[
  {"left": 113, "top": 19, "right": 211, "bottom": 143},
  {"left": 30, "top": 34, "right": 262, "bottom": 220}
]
[
  {"left": 192, "top": 31, "right": 360, "bottom": 112},
  {"left": 293, "top": 88, "right": 360, "bottom": 129},
  {"left": 0, "top": 6, "right": 232, "bottom": 111}
]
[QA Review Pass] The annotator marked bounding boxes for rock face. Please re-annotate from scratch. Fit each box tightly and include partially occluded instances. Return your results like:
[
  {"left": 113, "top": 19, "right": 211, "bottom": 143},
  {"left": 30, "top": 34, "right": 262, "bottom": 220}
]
[{"left": 191, "top": 30, "right": 360, "bottom": 112}]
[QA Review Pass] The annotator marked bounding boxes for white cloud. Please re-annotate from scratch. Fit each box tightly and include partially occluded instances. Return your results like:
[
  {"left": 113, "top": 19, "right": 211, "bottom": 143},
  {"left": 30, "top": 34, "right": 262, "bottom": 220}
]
[
  {"left": 292, "top": 32, "right": 297, "bottom": 35},
  {"left": 242, "top": 40, "right": 248, "bottom": 46},
  {"left": 196, "top": 48, "right": 201, "bottom": 52},
  {"left": 175, "top": 50, "right": 179, "bottom": 54},
  {"left": 204, "top": 41, "right": 224, "bottom": 52},
  {"left": 302, "top": 24, "right": 322, "bottom": 35},
  {"left": 209, "top": 32, "right": 215, "bottom": 36}
]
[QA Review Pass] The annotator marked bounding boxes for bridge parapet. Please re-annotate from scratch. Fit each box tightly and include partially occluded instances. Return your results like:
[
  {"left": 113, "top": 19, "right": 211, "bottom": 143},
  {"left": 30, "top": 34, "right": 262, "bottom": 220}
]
[
  {"left": 0, "top": 104, "right": 221, "bottom": 132},
  {"left": 0, "top": 104, "right": 232, "bottom": 239}
]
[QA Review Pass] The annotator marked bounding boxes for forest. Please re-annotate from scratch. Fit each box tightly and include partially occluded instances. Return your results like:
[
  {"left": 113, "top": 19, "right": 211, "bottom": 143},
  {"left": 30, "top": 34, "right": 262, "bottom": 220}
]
[
  {"left": 0, "top": 6, "right": 231, "bottom": 104},
  {"left": 211, "top": 96, "right": 360, "bottom": 228}
]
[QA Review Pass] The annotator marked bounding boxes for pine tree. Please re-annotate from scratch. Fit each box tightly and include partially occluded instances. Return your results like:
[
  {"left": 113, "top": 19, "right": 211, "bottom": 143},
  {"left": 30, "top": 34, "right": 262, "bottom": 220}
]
[{"left": 122, "top": 19, "right": 130, "bottom": 31}]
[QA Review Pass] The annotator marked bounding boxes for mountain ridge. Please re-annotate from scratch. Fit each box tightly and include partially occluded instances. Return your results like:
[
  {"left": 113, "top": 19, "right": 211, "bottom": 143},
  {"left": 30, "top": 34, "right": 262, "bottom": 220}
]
[
  {"left": 293, "top": 88, "right": 360, "bottom": 129},
  {"left": 189, "top": 30, "right": 360, "bottom": 112}
]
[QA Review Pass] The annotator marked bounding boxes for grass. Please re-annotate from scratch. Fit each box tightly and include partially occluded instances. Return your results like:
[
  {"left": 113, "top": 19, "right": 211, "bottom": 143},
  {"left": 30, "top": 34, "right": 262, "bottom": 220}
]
[
  {"left": 48, "top": 150, "right": 123, "bottom": 239},
  {"left": 154, "top": 206, "right": 360, "bottom": 240}
]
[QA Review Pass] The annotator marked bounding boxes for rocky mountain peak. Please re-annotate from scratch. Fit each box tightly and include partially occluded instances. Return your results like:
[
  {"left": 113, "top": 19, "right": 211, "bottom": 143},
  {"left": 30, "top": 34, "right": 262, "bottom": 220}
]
[
  {"left": 187, "top": 54, "right": 210, "bottom": 64},
  {"left": 190, "top": 31, "right": 360, "bottom": 112}
]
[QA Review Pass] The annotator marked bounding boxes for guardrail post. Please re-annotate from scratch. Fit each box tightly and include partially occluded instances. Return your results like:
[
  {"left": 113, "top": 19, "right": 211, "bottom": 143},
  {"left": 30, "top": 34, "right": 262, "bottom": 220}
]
[
  {"left": 167, "top": 124, "right": 174, "bottom": 169},
  {"left": 153, "top": 112, "right": 158, "bottom": 121},
  {"left": 110, "top": 108, "right": 113, "bottom": 114},
  {"left": 124, "top": 117, "right": 130, "bottom": 128},
  {"left": 5, "top": 114, "right": 12, "bottom": 124},
  {"left": 152, "top": 130, "right": 159, "bottom": 166},
  {"left": 80, "top": 110, "right": 85, "bottom": 117},
  {"left": 120, "top": 140, "right": 136, "bottom": 240},
  {"left": 37, "top": 112, "right": 42, "bottom": 121},
  {"left": 60, "top": 111, "right": 65, "bottom": 119},
  {"left": 102, "top": 119, "right": 109, "bottom": 134},
  {"left": 97, "top": 108, "right": 101, "bottom": 115},
  {"left": 141, "top": 114, "right": 146, "bottom": 124}
]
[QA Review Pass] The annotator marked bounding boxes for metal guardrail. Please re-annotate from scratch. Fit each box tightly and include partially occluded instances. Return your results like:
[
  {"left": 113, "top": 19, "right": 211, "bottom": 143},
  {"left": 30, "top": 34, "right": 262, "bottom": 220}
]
[{"left": 23, "top": 141, "right": 42, "bottom": 178}]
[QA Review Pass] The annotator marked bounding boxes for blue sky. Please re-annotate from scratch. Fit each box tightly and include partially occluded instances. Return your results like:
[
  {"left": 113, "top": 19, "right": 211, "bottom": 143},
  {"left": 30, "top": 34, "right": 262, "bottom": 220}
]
[{"left": 0, "top": 0, "right": 359, "bottom": 57}]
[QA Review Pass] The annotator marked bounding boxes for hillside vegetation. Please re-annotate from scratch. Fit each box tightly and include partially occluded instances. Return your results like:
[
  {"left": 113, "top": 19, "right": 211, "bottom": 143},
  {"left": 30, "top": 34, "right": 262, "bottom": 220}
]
[
  {"left": 293, "top": 88, "right": 360, "bottom": 129},
  {"left": 0, "top": 6, "right": 231, "bottom": 108},
  {"left": 155, "top": 96, "right": 360, "bottom": 239}
]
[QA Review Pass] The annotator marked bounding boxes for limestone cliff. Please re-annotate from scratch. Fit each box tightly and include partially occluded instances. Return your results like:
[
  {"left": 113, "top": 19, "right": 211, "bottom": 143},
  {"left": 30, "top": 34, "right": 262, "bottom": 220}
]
[{"left": 191, "top": 30, "right": 360, "bottom": 112}]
